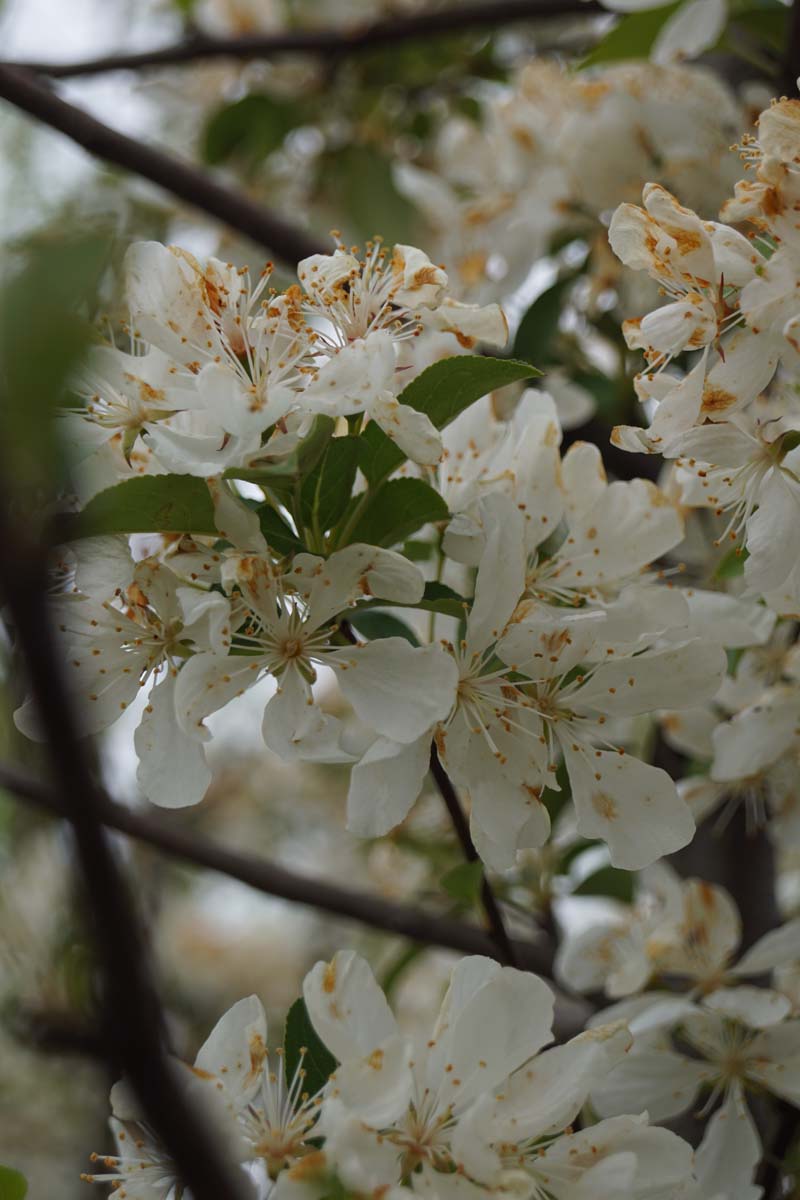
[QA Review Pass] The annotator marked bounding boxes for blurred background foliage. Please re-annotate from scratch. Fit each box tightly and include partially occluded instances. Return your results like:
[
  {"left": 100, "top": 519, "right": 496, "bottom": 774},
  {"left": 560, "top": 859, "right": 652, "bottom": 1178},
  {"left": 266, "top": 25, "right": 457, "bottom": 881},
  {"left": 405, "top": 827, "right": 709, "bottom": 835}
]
[{"left": 0, "top": 0, "right": 796, "bottom": 1192}]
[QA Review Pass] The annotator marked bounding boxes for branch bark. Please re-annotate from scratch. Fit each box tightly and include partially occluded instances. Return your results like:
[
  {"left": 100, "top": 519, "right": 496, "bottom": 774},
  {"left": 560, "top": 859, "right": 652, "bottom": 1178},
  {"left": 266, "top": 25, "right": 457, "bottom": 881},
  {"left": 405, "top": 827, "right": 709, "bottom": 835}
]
[
  {"left": 0, "top": 509, "right": 248, "bottom": 1199},
  {"left": 429, "top": 744, "right": 519, "bottom": 967},
  {"left": 0, "top": 64, "right": 325, "bottom": 267},
  {"left": 0, "top": 759, "right": 554, "bottom": 976},
  {"left": 7, "top": 1, "right": 603, "bottom": 79}
]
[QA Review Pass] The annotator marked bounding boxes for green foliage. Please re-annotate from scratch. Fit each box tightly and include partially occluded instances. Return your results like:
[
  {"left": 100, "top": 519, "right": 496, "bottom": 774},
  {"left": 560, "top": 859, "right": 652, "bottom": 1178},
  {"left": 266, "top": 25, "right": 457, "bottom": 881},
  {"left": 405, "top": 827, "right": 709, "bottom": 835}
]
[
  {"left": 573, "top": 865, "right": 634, "bottom": 904},
  {"left": 580, "top": 3, "right": 682, "bottom": 68},
  {"left": 323, "top": 144, "right": 419, "bottom": 246},
  {"left": 729, "top": 0, "right": 788, "bottom": 51},
  {"left": 1, "top": 235, "right": 108, "bottom": 495},
  {"left": 358, "top": 356, "right": 539, "bottom": 486},
  {"left": 259, "top": 506, "right": 305, "bottom": 556},
  {"left": 284, "top": 997, "right": 337, "bottom": 1097},
  {"left": 226, "top": 416, "right": 336, "bottom": 499},
  {"left": 441, "top": 861, "right": 484, "bottom": 904},
  {"left": 0, "top": 1166, "right": 27, "bottom": 1200},
  {"left": 351, "top": 580, "right": 467, "bottom": 620},
  {"left": 74, "top": 475, "right": 218, "bottom": 537},
  {"left": 417, "top": 581, "right": 468, "bottom": 619},
  {"left": 347, "top": 478, "right": 448, "bottom": 548},
  {"left": 203, "top": 95, "right": 305, "bottom": 167},
  {"left": 299, "top": 437, "right": 360, "bottom": 535},
  {"left": 513, "top": 276, "right": 575, "bottom": 369},
  {"left": 347, "top": 610, "right": 420, "bottom": 646}
]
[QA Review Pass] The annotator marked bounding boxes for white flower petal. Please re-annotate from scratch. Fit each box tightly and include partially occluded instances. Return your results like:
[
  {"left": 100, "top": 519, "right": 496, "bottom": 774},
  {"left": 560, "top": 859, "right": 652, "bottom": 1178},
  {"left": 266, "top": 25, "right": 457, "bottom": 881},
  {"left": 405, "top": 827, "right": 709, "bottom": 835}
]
[
  {"left": 134, "top": 672, "right": 211, "bottom": 808},
  {"left": 565, "top": 745, "right": 694, "bottom": 870},
  {"left": 572, "top": 640, "right": 725, "bottom": 718},
  {"left": 303, "top": 950, "right": 398, "bottom": 1062},
  {"left": 704, "top": 985, "right": 791, "bottom": 1028},
  {"left": 330, "top": 640, "right": 458, "bottom": 743},
  {"left": 346, "top": 735, "right": 430, "bottom": 837},
  {"left": 694, "top": 1083, "right": 762, "bottom": 1200},
  {"left": 194, "top": 995, "right": 267, "bottom": 1104}
]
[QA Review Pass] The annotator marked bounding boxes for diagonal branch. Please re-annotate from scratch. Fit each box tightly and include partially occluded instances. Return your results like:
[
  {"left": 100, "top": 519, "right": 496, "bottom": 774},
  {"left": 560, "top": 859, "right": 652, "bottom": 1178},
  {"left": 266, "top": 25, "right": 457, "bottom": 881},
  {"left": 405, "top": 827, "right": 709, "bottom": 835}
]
[
  {"left": 0, "top": 511, "right": 248, "bottom": 1197},
  {"left": 0, "top": 759, "right": 554, "bottom": 975},
  {"left": 0, "top": 64, "right": 325, "bottom": 267},
  {"left": 429, "top": 744, "right": 519, "bottom": 967},
  {"left": 7, "top": 1, "right": 603, "bottom": 79}
]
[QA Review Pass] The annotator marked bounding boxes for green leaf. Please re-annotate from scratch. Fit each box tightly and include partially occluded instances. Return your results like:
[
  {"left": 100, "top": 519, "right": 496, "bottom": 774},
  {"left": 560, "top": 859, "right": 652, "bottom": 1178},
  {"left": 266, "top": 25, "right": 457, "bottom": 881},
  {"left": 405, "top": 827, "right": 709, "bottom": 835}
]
[
  {"left": 259, "top": 506, "right": 304, "bottom": 556},
  {"left": 284, "top": 997, "right": 337, "bottom": 1098},
  {"left": 203, "top": 94, "right": 303, "bottom": 166},
  {"left": 513, "top": 276, "right": 575, "bottom": 368},
  {"left": 580, "top": 3, "right": 682, "bottom": 68},
  {"left": 418, "top": 581, "right": 468, "bottom": 619},
  {"left": 300, "top": 437, "right": 360, "bottom": 533},
  {"left": 225, "top": 417, "right": 336, "bottom": 506},
  {"left": 348, "top": 610, "right": 420, "bottom": 646},
  {"left": 347, "top": 478, "right": 448, "bottom": 548},
  {"left": 402, "top": 539, "right": 435, "bottom": 562},
  {"left": 358, "top": 356, "right": 538, "bottom": 486},
  {"left": 72, "top": 475, "right": 217, "bottom": 538},
  {"left": 0, "top": 1166, "right": 27, "bottom": 1200},
  {"left": 2, "top": 235, "right": 108, "bottom": 496},
  {"left": 352, "top": 579, "right": 467, "bottom": 620},
  {"left": 441, "top": 861, "right": 484, "bottom": 903},
  {"left": 324, "top": 144, "right": 418, "bottom": 245},
  {"left": 573, "top": 866, "right": 634, "bottom": 904}
]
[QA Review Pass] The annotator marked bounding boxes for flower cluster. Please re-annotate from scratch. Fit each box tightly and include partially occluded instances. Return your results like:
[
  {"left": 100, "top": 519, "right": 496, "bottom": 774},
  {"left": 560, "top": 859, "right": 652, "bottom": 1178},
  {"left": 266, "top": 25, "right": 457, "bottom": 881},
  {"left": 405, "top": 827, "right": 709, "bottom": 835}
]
[
  {"left": 556, "top": 862, "right": 800, "bottom": 1183},
  {"left": 82, "top": 954, "right": 698, "bottom": 1200},
  {"left": 28, "top": 86, "right": 800, "bottom": 1200},
  {"left": 18, "top": 233, "right": 744, "bottom": 873},
  {"left": 397, "top": 59, "right": 744, "bottom": 304},
  {"left": 607, "top": 96, "right": 800, "bottom": 842}
]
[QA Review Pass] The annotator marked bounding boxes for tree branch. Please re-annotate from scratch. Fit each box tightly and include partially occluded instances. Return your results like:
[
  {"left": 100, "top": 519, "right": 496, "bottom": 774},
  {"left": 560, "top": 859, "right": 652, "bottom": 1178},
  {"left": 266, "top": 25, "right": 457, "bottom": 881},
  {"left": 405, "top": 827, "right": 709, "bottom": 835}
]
[
  {"left": 7, "top": 1, "right": 603, "bottom": 79},
  {"left": 0, "top": 515, "right": 248, "bottom": 1197},
  {"left": 0, "top": 64, "right": 325, "bottom": 267},
  {"left": 755, "top": 1101, "right": 799, "bottom": 1197},
  {"left": 0, "top": 759, "right": 554, "bottom": 976},
  {"left": 429, "top": 744, "right": 519, "bottom": 968}
]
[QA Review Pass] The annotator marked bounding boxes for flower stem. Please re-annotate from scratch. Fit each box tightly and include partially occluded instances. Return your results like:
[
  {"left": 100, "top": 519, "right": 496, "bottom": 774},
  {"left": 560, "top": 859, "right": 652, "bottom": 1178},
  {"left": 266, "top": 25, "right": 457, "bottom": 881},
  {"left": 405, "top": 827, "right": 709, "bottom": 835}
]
[{"left": 429, "top": 743, "right": 518, "bottom": 968}]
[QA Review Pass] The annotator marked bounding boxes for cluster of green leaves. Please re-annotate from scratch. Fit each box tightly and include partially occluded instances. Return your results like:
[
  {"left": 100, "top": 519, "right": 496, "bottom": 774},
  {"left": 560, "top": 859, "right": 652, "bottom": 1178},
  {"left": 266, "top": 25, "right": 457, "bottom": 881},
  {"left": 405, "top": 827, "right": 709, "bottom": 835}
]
[{"left": 72, "top": 354, "right": 535, "bottom": 563}]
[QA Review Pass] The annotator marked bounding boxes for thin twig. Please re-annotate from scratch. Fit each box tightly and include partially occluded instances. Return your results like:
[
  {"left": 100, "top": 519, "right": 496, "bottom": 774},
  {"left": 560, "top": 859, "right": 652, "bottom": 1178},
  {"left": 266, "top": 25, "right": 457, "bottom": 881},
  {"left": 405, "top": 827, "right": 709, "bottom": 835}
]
[
  {"left": 339, "top": 620, "right": 520, "bottom": 968},
  {"left": 7, "top": 1, "right": 603, "bottom": 79},
  {"left": 0, "top": 64, "right": 324, "bottom": 267},
  {"left": 429, "top": 744, "right": 519, "bottom": 968},
  {"left": 0, "top": 759, "right": 554, "bottom": 975},
  {"left": 756, "top": 1101, "right": 799, "bottom": 1197},
  {"left": 0, "top": 515, "right": 248, "bottom": 1199}
]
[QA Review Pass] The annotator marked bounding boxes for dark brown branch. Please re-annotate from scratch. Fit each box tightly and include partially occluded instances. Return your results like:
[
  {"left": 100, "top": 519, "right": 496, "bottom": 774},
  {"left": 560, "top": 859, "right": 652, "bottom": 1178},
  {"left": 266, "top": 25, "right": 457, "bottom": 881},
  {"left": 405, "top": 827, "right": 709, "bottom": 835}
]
[
  {"left": 0, "top": 515, "right": 248, "bottom": 1199},
  {"left": 0, "top": 65, "right": 325, "bottom": 267},
  {"left": 0, "top": 760, "right": 554, "bottom": 976},
  {"left": 7, "top": 1, "right": 603, "bottom": 79},
  {"left": 756, "top": 1102, "right": 799, "bottom": 1197},
  {"left": 429, "top": 745, "right": 519, "bottom": 967}
]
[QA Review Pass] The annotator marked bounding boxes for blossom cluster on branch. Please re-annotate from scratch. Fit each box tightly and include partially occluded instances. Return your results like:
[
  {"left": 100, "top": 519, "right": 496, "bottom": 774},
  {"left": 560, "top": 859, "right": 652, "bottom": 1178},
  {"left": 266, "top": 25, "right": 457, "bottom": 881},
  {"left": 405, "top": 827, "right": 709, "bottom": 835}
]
[{"left": 15, "top": 75, "right": 800, "bottom": 1200}]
